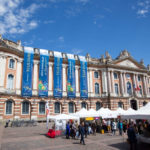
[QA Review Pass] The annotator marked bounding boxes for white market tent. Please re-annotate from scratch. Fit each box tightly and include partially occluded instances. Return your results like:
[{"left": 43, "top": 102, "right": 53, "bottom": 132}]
[
  {"left": 121, "top": 102, "right": 150, "bottom": 120},
  {"left": 86, "top": 108, "right": 99, "bottom": 117},
  {"left": 48, "top": 114, "right": 79, "bottom": 120},
  {"left": 72, "top": 108, "right": 89, "bottom": 118},
  {"left": 113, "top": 108, "right": 127, "bottom": 116},
  {"left": 97, "top": 107, "right": 117, "bottom": 118}
]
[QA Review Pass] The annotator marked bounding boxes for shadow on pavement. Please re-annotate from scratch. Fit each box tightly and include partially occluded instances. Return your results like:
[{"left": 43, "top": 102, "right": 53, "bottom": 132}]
[{"left": 109, "top": 142, "right": 150, "bottom": 150}]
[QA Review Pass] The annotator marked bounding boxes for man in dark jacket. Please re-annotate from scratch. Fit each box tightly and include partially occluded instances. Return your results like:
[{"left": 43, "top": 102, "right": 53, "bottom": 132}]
[
  {"left": 80, "top": 122, "right": 85, "bottom": 145},
  {"left": 127, "top": 123, "right": 137, "bottom": 150}
]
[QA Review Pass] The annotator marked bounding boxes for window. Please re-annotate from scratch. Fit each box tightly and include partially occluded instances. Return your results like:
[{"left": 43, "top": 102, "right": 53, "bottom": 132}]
[
  {"left": 94, "top": 71, "right": 99, "bottom": 78},
  {"left": 81, "top": 102, "right": 87, "bottom": 109},
  {"left": 114, "top": 73, "right": 118, "bottom": 79},
  {"left": 118, "top": 102, "right": 123, "bottom": 108},
  {"left": 39, "top": 102, "right": 45, "bottom": 114},
  {"left": 149, "top": 88, "right": 150, "bottom": 94},
  {"left": 127, "top": 82, "right": 132, "bottom": 95},
  {"left": 69, "top": 102, "right": 74, "bottom": 113},
  {"left": 95, "top": 83, "right": 100, "bottom": 94},
  {"left": 138, "top": 75, "right": 141, "bottom": 81},
  {"left": 143, "top": 101, "right": 147, "bottom": 106},
  {"left": 6, "top": 101, "right": 12, "bottom": 115},
  {"left": 7, "top": 74, "right": 14, "bottom": 90},
  {"left": 139, "top": 85, "right": 142, "bottom": 95},
  {"left": 9, "top": 59, "right": 15, "bottom": 69},
  {"left": 96, "top": 102, "right": 101, "bottom": 111},
  {"left": 22, "top": 101, "right": 29, "bottom": 114},
  {"left": 115, "top": 84, "right": 119, "bottom": 95},
  {"left": 55, "top": 102, "right": 60, "bottom": 113},
  {"left": 126, "top": 74, "right": 130, "bottom": 79}
]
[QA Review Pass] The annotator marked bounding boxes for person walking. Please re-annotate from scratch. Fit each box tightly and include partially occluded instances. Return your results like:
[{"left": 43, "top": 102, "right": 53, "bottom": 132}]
[
  {"left": 66, "top": 122, "right": 70, "bottom": 139},
  {"left": 80, "top": 122, "right": 85, "bottom": 145},
  {"left": 127, "top": 123, "right": 137, "bottom": 150},
  {"left": 112, "top": 120, "right": 117, "bottom": 136},
  {"left": 118, "top": 120, "right": 123, "bottom": 136}
]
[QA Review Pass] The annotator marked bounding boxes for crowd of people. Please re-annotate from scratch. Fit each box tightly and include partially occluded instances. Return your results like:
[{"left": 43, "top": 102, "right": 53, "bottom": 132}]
[{"left": 65, "top": 119, "right": 150, "bottom": 148}]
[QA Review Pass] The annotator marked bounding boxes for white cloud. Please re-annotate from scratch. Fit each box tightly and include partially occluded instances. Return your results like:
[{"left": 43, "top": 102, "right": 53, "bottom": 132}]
[
  {"left": 58, "top": 36, "right": 64, "bottom": 42},
  {"left": 0, "top": 0, "right": 41, "bottom": 35},
  {"left": 134, "top": 0, "right": 150, "bottom": 17}
]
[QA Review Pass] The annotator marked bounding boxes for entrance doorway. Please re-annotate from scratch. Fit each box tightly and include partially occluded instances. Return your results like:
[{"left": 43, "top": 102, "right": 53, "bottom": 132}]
[{"left": 130, "top": 100, "right": 137, "bottom": 110}]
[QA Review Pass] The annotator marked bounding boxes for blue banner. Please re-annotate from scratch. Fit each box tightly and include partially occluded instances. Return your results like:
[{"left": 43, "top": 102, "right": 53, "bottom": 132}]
[
  {"left": 22, "top": 47, "right": 34, "bottom": 97},
  {"left": 53, "top": 56, "right": 62, "bottom": 98},
  {"left": 38, "top": 49, "right": 49, "bottom": 97},
  {"left": 80, "top": 60, "right": 88, "bottom": 99},
  {"left": 67, "top": 59, "right": 76, "bottom": 98}
]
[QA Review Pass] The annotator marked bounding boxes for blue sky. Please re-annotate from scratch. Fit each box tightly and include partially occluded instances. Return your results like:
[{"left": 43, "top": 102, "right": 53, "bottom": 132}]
[{"left": 0, "top": 0, "right": 150, "bottom": 66}]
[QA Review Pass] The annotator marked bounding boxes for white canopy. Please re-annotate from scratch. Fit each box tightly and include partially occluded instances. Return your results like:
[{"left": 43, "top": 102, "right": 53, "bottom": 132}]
[
  {"left": 97, "top": 108, "right": 117, "bottom": 118},
  {"left": 86, "top": 108, "right": 99, "bottom": 117},
  {"left": 48, "top": 114, "right": 79, "bottom": 120},
  {"left": 113, "top": 108, "right": 127, "bottom": 116},
  {"left": 121, "top": 102, "right": 150, "bottom": 120},
  {"left": 73, "top": 108, "right": 89, "bottom": 118}
]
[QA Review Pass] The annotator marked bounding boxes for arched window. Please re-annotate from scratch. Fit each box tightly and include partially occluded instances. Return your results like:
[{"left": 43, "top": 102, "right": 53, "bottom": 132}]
[
  {"left": 9, "top": 59, "right": 15, "bottom": 69},
  {"left": 94, "top": 71, "right": 99, "bottom": 78},
  {"left": 139, "top": 85, "right": 142, "bottom": 95},
  {"left": 6, "top": 101, "right": 13, "bottom": 114},
  {"left": 96, "top": 102, "right": 101, "bottom": 111},
  {"left": 118, "top": 102, "right": 123, "bottom": 108},
  {"left": 39, "top": 102, "right": 45, "bottom": 114},
  {"left": 143, "top": 101, "right": 147, "bottom": 106},
  {"left": 69, "top": 102, "right": 74, "bottom": 113},
  {"left": 127, "top": 82, "right": 132, "bottom": 95},
  {"left": 7, "top": 74, "right": 14, "bottom": 89},
  {"left": 81, "top": 102, "right": 87, "bottom": 109},
  {"left": 115, "top": 84, "right": 119, "bottom": 95},
  {"left": 114, "top": 73, "right": 118, "bottom": 79},
  {"left": 95, "top": 83, "right": 100, "bottom": 94},
  {"left": 138, "top": 75, "right": 141, "bottom": 81},
  {"left": 55, "top": 102, "right": 60, "bottom": 113},
  {"left": 22, "top": 101, "right": 29, "bottom": 114},
  {"left": 126, "top": 74, "right": 130, "bottom": 79}
]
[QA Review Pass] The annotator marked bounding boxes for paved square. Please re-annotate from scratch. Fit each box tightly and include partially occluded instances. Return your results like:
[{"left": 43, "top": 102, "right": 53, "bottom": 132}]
[{"left": 0, "top": 124, "right": 149, "bottom": 150}]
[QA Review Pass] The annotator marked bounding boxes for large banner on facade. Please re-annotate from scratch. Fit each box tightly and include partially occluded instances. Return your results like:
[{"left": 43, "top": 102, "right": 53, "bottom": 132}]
[
  {"left": 79, "top": 56, "right": 88, "bottom": 99},
  {"left": 53, "top": 52, "right": 62, "bottom": 98},
  {"left": 38, "top": 49, "right": 49, "bottom": 97},
  {"left": 67, "top": 54, "right": 76, "bottom": 98},
  {"left": 22, "top": 47, "right": 34, "bottom": 97}
]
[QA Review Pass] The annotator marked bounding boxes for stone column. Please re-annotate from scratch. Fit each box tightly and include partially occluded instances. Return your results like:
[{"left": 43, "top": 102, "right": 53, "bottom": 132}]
[
  {"left": 145, "top": 76, "right": 149, "bottom": 96},
  {"left": 32, "top": 61, "right": 38, "bottom": 95},
  {"left": 48, "top": 63, "right": 53, "bottom": 96},
  {"left": 87, "top": 69, "right": 91, "bottom": 97},
  {"left": 142, "top": 75, "right": 147, "bottom": 96},
  {"left": 110, "top": 70, "right": 115, "bottom": 95},
  {"left": 16, "top": 59, "right": 22, "bottom": 95},
  {"left": 62, "top": 64, "right": 67, "bottom": 97},
  {"left": 89, "top": 69, "right": 93, "bottom": 96},
  {"left": 120, "top": 72, "right": 124, "bottom": 96},
  {"left": 102, "top": 69, "right": 108, "bottom": 96},
  {"left": 123, "top": 72, "right": 127, "bottom": 96},
  {"left": 107, "top": 70, "right": 112, "bottom": 93},
  {"left": 0, "top": 56, "right": 6, "bottom": 91},
  {"left": 75, "top": 66, "right": 79, "bottom": 97}
]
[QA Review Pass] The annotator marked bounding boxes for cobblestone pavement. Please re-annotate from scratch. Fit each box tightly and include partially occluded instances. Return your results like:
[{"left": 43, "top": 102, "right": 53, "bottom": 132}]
[{"left": 1, "top": 124, "right": 150, "bottom": 150}]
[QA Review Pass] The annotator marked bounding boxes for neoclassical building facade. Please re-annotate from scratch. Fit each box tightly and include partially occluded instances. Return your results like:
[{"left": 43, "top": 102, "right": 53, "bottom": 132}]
[{"left": 0, "top": 36, "right": 150, "bottom": 121}]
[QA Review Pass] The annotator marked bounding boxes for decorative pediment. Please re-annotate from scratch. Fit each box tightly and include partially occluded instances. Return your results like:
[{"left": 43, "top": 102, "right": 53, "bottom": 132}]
[{"left": 115, "top": 59, "right": 139, "bottom": 69}]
